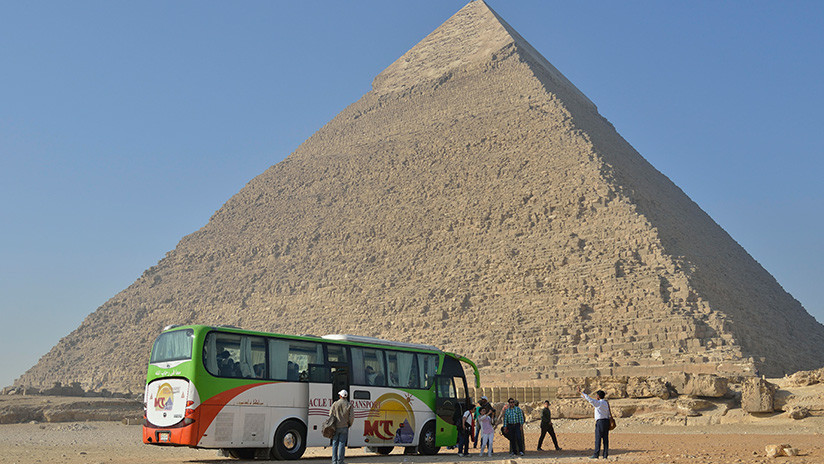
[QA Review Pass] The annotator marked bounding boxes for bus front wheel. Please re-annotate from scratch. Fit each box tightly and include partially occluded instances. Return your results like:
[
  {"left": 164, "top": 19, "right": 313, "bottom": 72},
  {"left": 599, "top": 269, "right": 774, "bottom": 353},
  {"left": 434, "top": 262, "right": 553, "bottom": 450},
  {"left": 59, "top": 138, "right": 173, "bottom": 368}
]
[
  {"left": 271, "top": 419, "right": 307, "bottom": 460},
  {"left": 418, "top": 422, "right": 439, "bottom": 455}
]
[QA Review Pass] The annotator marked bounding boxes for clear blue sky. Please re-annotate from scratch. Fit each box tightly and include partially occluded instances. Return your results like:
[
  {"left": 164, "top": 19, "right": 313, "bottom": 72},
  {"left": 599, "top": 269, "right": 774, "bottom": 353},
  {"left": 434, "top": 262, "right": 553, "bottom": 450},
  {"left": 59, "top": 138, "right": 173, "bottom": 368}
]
[{"left": 2, "top": 1, "right": 822, "bottom": 388}]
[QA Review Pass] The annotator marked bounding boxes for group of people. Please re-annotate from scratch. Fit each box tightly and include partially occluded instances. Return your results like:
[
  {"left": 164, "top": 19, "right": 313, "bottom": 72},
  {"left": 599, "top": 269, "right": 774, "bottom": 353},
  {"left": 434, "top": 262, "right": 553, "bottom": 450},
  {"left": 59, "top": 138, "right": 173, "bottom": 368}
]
[
  {"left": 455, "top": 388, "right": 612, "bottom": 459},
  {"left": 327, "top": 387, "right": 613, "bottom": 463},
  {"left": 454, "top": 395, "right": 496, "bottom": 456},
  {"left": 453, "top": 395, "right": 561, "bottom": 457}
]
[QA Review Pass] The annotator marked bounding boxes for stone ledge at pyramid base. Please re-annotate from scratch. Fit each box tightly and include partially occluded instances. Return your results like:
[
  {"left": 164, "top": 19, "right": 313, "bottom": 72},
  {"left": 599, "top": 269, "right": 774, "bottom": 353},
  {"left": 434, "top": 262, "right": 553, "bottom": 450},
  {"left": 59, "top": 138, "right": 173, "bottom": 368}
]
[
  {"left": 478, "top": 360, "right": 757, "bottom": 388},
  {"left": 464, "top": 371, "right": 793, "bottom": 405}
]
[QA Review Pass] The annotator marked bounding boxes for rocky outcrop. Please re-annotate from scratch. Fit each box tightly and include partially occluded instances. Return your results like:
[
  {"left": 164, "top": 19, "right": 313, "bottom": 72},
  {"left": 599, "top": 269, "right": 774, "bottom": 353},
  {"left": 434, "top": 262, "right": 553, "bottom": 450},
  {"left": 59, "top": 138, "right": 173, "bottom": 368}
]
[
  {"left": 741, "top": 377, "right": 776, "bottom": 413},
  {"left": 0, "top": 397, "right": 141, "bottom": 424},
  {"left": 783, "top": 367, "right": 824, "bottom": 387},
  {"left": 626, "top": 377, "right": 671, "bottom": 399},
  {"left": 682, "top": 374, "right": 729, "bottom": 398},
  {"left": 765, "top": 444, "right": 800, "bottom": 458},
  {"left": 787, "top": 406, "right": 809, "bottom": 419}
]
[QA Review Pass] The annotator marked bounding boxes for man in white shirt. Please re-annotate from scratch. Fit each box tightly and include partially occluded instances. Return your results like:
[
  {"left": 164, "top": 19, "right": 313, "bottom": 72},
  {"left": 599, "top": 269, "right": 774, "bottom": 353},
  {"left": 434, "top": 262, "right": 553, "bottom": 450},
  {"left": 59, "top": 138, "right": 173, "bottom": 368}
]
[{"left": 578, "top": 386, "right": 611, "bottom": 459}]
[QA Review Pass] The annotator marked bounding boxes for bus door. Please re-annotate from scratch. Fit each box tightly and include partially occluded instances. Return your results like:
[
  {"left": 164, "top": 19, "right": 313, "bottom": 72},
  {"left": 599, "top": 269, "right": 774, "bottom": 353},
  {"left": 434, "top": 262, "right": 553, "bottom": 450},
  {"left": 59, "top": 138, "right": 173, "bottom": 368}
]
[
  {"left": 434, "top": 356, "right": 467, "bottom": 447},
  {"left": 307, "top": 363, "right": 334, "bottom": 447},
  {"left": 434, "top": 374, "right": 459, "bottom": 448},
  {"left": 328, "top": 344, "right": 351, "bottom": 404},
  {"left": 307, "top": 345, "right": 349, "bottom": 447},
  {"left": 331, "top": 365, "right": 350, "bottom": 402}
]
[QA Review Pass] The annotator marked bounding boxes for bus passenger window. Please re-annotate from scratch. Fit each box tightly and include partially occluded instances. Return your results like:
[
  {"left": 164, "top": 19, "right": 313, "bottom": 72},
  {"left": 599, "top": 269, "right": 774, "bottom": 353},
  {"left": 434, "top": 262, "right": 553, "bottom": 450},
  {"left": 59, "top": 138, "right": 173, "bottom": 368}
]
[
  {"left": 204, "top": 332, "right": 247, "bottom": 378},
  {"left": 237, "top": 336, "right": 266, "bottom": 378},
  {"left": 202, "top": 332, "right": 268, "bottom": 379},
  {"left": 351, "top": 348, "right": 386, "bottom": 386},
  {"left": 418, "top": 353, "right": 438, "bottom": 389},
  {"left": 327, "top": 344, "right": 347, "bottom": 364},
  {"left": 386, "top": 350, "right": 420, "bottom": 388},
  {"left": 437, "top": 376, "right": 455, "bottom": 398},
  {"left": 270, "top": 339, "right": 323, "bottom": 382},
  {"left": 218, "top": 350, "right": 236, "bottom": 377}
]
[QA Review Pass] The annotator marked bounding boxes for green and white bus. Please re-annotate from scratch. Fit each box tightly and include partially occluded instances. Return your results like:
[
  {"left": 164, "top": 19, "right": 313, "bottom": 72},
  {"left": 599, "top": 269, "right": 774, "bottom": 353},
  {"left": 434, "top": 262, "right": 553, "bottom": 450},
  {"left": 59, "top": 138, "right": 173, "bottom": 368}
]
[{"left": 143, "top": 324, "right": 479, "bottom": 460}]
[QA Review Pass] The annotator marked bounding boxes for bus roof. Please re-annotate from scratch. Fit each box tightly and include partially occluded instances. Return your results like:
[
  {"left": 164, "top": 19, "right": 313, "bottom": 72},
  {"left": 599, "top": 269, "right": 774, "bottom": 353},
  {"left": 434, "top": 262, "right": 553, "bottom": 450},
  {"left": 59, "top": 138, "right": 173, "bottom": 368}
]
[
  {"left": 161, "top": 325, "right": 444, "bottom": 353},
  {"left": 321, "top": 334, "right": 440, "bottom": 351}
]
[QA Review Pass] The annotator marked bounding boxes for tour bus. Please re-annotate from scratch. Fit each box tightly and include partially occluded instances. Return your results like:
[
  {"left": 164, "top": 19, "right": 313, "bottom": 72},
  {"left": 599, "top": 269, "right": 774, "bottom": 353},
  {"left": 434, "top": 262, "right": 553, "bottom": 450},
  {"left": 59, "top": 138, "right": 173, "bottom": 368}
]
[{"left": 143, "top": 324, "right": 479, "bottom": 460}]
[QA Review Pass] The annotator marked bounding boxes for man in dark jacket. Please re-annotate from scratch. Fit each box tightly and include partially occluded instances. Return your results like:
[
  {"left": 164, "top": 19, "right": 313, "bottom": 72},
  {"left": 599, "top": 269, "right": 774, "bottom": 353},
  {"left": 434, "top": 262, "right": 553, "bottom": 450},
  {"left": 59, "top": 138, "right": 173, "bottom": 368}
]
[{"left": 537, "top": 400, "right": 561, "bottom": 451}]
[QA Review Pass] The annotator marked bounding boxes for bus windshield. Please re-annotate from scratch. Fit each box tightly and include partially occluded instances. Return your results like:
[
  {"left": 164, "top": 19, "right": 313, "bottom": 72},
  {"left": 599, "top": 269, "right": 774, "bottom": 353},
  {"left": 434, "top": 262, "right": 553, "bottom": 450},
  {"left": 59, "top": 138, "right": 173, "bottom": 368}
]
[{"left": 150, "top": 329, "right": 194, "bottom": 363}]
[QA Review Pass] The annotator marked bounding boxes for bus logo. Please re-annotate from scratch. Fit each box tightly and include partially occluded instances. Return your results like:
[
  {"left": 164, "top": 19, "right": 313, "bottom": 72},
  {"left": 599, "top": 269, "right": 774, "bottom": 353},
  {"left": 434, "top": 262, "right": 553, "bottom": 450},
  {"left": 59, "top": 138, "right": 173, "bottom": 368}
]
[
  {"left": 363, "top": 393, "right": 415, "bottom": 444},
  {"left": 154, "top": 382, "right": 175, "bottom": 411}
]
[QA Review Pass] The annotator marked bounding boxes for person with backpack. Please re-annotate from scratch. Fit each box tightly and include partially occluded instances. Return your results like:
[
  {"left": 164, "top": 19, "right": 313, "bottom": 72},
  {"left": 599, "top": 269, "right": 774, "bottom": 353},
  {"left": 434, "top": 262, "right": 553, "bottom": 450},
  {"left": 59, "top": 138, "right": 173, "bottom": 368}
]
[{"left": 454, "top": 401, "right": 473, "bottom": 456}]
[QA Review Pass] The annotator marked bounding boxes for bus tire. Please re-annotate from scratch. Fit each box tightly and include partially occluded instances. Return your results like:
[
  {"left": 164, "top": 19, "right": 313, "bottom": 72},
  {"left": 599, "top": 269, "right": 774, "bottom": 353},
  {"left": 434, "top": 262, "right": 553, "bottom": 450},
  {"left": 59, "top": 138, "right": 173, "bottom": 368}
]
[
  {"left": 375, "top": 446, "right": 393, "bottom": 455},
  {"left": 418, "top": 421, "right": 439, "bottom": 455},
  {"left": 271, "top": 419, "right": 307, "bottom": 460}
]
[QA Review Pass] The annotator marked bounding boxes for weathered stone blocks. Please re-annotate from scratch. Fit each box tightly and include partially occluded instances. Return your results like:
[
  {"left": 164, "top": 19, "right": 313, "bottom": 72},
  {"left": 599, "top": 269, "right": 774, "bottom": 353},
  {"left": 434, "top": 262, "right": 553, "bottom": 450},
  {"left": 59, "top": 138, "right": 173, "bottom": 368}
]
[
  {"left": 626, "top": 377, "right": 670, "bottom": 399},
  {"left": 742, "top": 377, "right": 776, "bottom": 413}
]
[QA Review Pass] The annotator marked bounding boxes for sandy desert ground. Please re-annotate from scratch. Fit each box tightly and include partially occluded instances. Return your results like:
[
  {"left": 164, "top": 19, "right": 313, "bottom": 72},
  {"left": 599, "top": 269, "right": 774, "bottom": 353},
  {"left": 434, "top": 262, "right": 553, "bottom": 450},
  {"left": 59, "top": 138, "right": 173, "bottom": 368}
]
[{"left": 2, "top": 416, "right": 823, "bottom": 464}]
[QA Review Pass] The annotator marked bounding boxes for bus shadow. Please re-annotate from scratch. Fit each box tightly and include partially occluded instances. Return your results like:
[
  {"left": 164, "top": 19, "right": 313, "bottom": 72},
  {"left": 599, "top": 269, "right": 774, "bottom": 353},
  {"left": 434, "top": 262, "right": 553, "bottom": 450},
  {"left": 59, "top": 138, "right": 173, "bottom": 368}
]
[{"left": 185, "top": 447, "right": 636, "bottom": 463}]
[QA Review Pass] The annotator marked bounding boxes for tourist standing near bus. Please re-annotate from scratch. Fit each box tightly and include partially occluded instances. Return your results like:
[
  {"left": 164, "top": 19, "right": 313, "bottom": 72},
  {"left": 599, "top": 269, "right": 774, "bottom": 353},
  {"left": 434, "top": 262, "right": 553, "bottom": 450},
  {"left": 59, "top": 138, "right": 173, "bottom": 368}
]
[
  {"left": 478, "top": 405, "right": 495, "bottom": 456},
  {"left": 330, "top": 390, "right": 354, "bottom": 464},
  {"left": 474, "top": 396, "right": 490, "bottom": 447},
  {"left": 502, "top": 399, "right": 525, "bottom": 456},
  {"left": 578, "top": 386, "right": 610, "bottom": 459},
  {"left": 457, "top": 401, "right": 474, "bottom": 456}
]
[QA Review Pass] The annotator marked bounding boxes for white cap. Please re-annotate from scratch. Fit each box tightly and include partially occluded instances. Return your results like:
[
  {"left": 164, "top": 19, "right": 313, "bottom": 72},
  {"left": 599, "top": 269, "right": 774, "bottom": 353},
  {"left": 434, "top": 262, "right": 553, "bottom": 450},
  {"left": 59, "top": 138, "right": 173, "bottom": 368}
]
[
  {"left": 481, "top": 396, "right": 488, "bottom": 400},
  {"left": 339, "top": 389, "right": 348, "bottom": 397}
]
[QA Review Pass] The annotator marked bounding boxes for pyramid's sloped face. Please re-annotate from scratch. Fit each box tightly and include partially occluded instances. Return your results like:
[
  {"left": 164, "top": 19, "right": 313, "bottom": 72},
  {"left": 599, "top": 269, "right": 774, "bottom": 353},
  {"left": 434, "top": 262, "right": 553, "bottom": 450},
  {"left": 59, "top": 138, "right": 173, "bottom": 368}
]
[{"left": 17, "top": 1, "right": 824, "bottom": 392}]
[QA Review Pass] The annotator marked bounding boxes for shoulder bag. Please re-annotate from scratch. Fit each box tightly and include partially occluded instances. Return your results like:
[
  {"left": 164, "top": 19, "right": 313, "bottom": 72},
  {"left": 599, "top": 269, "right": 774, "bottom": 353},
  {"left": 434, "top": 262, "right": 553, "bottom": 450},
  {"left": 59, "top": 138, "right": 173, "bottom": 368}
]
[
  {"left": 606, "top": 401, "right": 616, "bottom": 431},
  {"left": 322, "top": 414, "right": 337, "bottom": 439}
]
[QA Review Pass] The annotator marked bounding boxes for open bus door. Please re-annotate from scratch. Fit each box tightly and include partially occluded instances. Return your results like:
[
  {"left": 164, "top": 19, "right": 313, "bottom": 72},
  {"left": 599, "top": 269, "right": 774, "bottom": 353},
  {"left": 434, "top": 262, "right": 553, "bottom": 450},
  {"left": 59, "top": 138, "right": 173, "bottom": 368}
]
[
  {"left": 433, "top": 355, "right": 471, "bottom": 450},
  {"left": 307, "top": 345, "right": 350, "bottom": 448},
  {"left": 431, "top": 354, "right": 481, "bottom": 453}
]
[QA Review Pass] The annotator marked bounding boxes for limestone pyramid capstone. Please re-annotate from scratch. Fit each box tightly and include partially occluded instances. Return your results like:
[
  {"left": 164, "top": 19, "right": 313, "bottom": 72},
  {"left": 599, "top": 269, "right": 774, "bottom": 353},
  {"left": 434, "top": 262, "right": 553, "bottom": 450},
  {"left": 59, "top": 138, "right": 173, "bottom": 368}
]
[{"left": 17, "top": 1, "right": 824, "bottom": 392}]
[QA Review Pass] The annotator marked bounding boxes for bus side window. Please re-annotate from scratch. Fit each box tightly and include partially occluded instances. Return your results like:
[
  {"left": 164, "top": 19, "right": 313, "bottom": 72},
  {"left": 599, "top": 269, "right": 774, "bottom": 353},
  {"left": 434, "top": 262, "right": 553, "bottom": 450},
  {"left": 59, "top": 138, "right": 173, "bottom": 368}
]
[
  {"left": 237, "top": 336, "right": 266, "bottom": 379},
  {"left": 308, "top": 363, "right": 330, "bottom": 382},
  {"left": 269, "top": 339, "right": 324, "bottom": 382},
  {"left": 327, "top": 344, "right": 347, "bottom": 364},
  {"left": 352, "top": 347, "right": 386, "bottom": 386},
  {"left": 437, "top": 376, "right": 455, "bottom": 398},
  {"left": 418, "top": 353, "right": 438, "bottom": 389},
  {"left": 203, "top": 332, "right": 220, "bottom": 375},
  {"left": 204, "top": 332, "right": 244, "bottom": 378},
  {"left": 386, "top": 350, "right": 420, "bottom": 388}
]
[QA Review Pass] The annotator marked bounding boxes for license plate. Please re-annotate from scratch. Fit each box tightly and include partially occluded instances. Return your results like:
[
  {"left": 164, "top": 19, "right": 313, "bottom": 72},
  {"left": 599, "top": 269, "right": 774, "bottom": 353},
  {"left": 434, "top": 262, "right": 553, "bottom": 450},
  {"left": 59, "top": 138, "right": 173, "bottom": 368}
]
[{"left": 159, "top": 431, "right": 171, "bottom": 442}]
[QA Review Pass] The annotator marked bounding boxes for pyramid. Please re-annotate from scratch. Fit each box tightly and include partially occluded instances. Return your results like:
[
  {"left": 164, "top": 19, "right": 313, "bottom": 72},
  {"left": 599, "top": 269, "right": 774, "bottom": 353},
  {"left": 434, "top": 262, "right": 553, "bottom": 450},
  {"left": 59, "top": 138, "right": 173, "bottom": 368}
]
[{"left": 18, "top": 1, "right": 824, "bottom": 392}]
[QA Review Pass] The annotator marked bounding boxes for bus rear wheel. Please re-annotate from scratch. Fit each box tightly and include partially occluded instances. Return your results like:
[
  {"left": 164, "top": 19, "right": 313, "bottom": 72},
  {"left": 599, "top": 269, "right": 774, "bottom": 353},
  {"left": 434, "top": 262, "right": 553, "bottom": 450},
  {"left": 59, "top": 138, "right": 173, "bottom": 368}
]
[
  {"left": 375, "top": 446, "right": 393, "bottom": 455},
  {"left": 270, "top": 419, "right": 306, "bottom": 460},
  {"left": 417, "top": 422, "right": 439, "bottom": 455}
]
